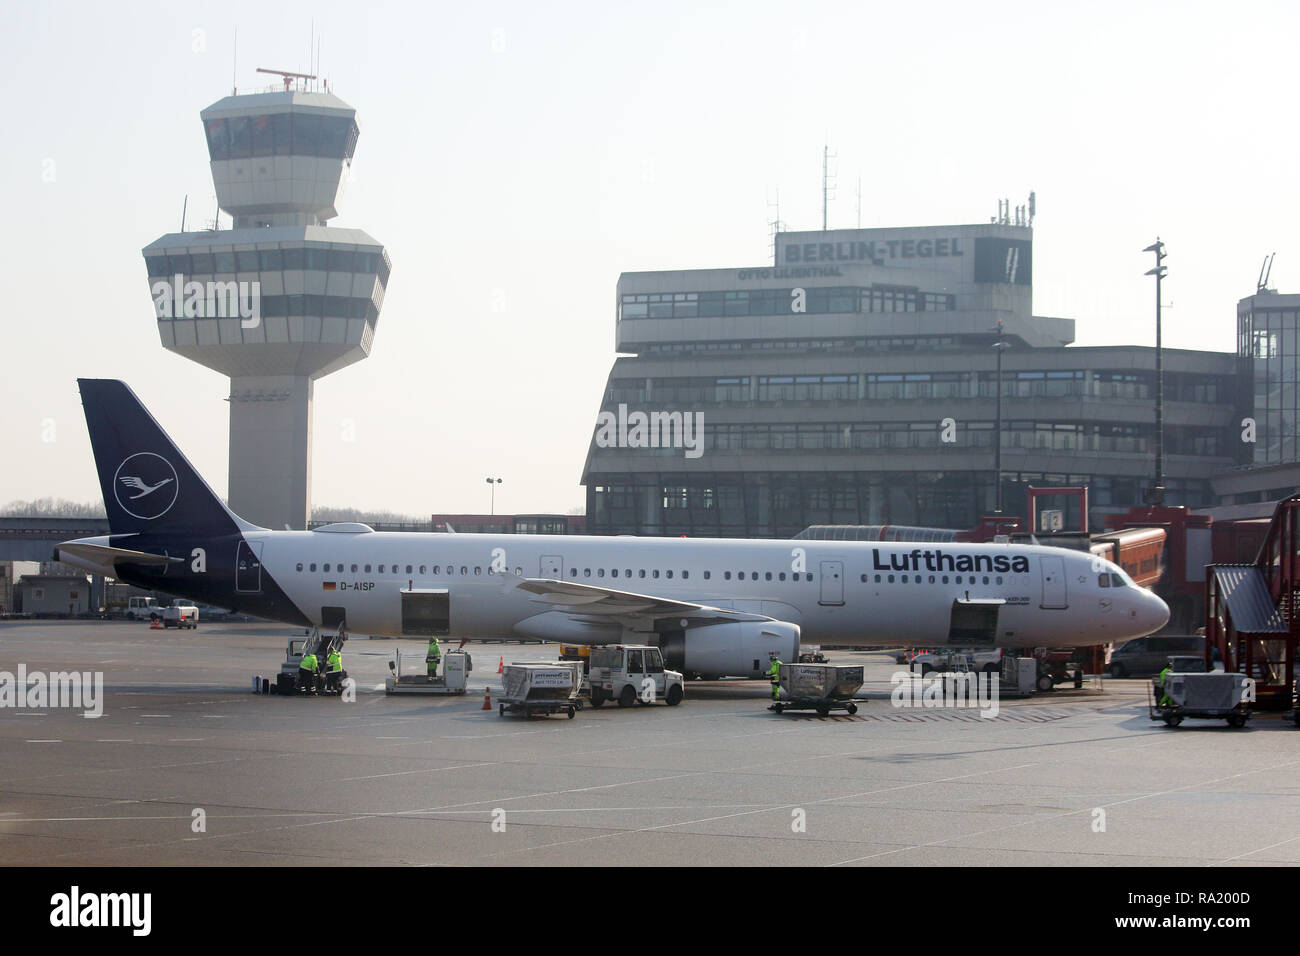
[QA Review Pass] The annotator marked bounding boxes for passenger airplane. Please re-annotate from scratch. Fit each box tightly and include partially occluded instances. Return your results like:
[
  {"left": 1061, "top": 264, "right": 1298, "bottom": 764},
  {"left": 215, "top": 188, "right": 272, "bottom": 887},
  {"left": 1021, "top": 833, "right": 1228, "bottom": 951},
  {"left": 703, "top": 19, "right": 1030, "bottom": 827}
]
[{"left": 57, "top": 380, "right": 1169, "bottom": 679}]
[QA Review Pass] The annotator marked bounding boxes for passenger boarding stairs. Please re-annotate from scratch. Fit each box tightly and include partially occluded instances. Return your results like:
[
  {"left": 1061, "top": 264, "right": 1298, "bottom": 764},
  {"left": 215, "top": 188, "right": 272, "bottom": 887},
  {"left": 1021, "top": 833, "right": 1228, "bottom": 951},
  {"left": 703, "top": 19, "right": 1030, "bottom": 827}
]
[{"left": 1206, "top": 493, "right": 1300, "bottom": 709}]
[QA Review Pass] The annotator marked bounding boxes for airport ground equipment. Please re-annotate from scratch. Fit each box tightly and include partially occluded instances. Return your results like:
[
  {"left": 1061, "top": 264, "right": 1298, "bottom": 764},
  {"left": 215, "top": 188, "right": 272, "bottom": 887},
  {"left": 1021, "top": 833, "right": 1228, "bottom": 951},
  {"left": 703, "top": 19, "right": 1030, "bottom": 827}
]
[
  {"left": 161, "top": 601, "right": 198, "bottom": 629},
  {"left": 498, "top": 662, "right": 582, "bottom": 718},
  {"left": 1001, "top": 657, "right": 1038, "bottom": 697},
  {"left": 798, "top": 646, "right": 827, "bottom": 663},
  {"left": 770, "top": 663, "right": 863, "bottom": 716},
  {"left": 274, "top": 625, "right": 349, "bottom": 695},
  {"left": 1148, "top": 671, "right": 1252, "bottom": 728},
  {"left": 124, "top": 596, "right": 161, "bottom": 621},
  {"left": 386, "top": 647, "right": 471, "bottom": 695},
  {"left": 587, "top": 645, "right": 684, "bottom": 708}
]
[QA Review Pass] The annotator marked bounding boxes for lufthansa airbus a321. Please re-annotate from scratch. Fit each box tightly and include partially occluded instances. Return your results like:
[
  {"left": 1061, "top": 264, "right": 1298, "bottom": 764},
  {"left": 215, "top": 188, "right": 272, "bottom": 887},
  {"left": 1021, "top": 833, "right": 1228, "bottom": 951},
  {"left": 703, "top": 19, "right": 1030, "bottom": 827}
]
[{"left": 56, "top": 380, "right": 1169, "bottom": 678}]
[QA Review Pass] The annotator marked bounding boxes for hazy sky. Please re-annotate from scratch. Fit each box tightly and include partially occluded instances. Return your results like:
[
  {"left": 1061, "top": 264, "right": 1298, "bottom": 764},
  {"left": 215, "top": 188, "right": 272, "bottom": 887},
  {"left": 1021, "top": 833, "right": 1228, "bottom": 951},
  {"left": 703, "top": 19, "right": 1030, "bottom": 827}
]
[{"left": 2, "top": 0, "right": 1296, "bottom": 517}]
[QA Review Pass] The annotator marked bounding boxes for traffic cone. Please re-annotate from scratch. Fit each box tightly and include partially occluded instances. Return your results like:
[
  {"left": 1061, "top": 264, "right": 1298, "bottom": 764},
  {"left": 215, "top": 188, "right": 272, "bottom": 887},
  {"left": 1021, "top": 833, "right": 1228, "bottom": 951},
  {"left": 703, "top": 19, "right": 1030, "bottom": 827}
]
[
  {"left": 497, "top": 656, "right": 503, "bottom": 674},
  {"left": 150, "top": 617, "right": 162, "bottom": 630},
  {"left": 482, "top": 687, "right": 492, "bottom": 711}
]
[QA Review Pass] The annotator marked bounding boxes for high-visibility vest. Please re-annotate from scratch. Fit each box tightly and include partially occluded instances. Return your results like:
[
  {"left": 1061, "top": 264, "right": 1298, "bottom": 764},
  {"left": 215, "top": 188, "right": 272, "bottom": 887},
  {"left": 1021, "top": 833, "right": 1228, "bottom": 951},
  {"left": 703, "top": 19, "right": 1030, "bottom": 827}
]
[
  {"left": 768, "top": 660, "right": 780, "bottom": 679},
  {"left": 327, "top": 651, "right": 342, "bottom": 672},
  {"left": 426, "top": 640, "right": 441, "bottom": 661},
  {"left": 301, "top": 653, "right": 318, "bottom": 670}
]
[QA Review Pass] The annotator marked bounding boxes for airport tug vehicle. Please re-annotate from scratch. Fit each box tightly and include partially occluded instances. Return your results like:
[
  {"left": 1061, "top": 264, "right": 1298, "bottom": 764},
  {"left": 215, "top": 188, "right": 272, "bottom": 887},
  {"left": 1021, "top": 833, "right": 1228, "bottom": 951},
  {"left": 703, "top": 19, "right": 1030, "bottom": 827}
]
[
  {"left": 770, "top": 663, "right": 863, "bottom": 717},
  {"left": 587, "top": 645, "right": 685, "bottom": 708}
]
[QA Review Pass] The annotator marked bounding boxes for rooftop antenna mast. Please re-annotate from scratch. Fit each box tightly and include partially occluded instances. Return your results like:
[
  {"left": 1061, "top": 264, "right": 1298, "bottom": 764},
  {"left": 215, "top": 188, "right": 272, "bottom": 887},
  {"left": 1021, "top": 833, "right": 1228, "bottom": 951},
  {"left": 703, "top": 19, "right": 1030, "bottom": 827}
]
[
  {"left": 767, "top": 189, "right": 787, "bottom": 263},
  {"left": 256, "top": 66, "right": 317, "bottom": 91},
  {"left": 822, "top": 143, "right": 837, "bottom": 231},
  {"left": 232, "top": 28, "right": 237, "bottom": 95},
  {"left": 855, "top": 176, "right": 862, "bottom": 229},
  {"left": 1258, "top": 253, "right": 1276, "bottom": 293}
]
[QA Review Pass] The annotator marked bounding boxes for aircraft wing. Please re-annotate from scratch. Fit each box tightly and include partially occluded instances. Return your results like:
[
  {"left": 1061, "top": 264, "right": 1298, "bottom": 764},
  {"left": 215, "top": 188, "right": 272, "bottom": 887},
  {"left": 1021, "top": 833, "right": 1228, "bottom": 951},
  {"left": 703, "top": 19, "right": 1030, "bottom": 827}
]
[{"left": 515, "top": 578, "right": 774, "bottom": 626}]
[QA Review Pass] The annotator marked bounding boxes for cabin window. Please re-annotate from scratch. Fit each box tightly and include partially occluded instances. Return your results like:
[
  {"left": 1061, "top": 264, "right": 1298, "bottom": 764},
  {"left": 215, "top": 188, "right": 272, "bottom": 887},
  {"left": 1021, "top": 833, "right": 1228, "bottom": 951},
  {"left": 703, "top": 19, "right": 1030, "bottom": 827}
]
[
  {"left": 704, "top": 571, "right": 711, "bottom": 580},
  {"left": 598, "top": 568, "right": 605, "bottom": 578},
  {"left": 458, "top": 566, "right": 466, "bottom": 575},
  {"left": 406, "top": 565, "right": 413, "bottom": 574},
  {"left": 653, "top": 570, "right": 660, "bottom": 579},
  {"left": 874, "top": 574, "right": 881, "bottom": 583},
  {"left": 929, "top": 575, "right": 935, "bottom": 583},
  {"left": 625, "top": 569, "right": 631, "bottom": 578},
  {"left": 570, "top": 568, "right": 577, "bottom": 577},
  {"left": 982, "top": 576, "right": 989, "bottom": 585},
  {"left": 379, "top": 565, "right": 386, "bottom": 573},
  {"left": 902, "top": 574, "right": 909, "bottom": 583},
  {"left": 666, "top": 570, "right": 673, "bottom": 579},
  {"left": 365, "top": 564, "right": 372, "bottom": 573},
  {"left": 724, "top": 571, "right": 732, "bottom": 580},
  {"left": 324, "top": 563, "right": 331, "bottom": 572},
  {"left": 888, "top": 574, "right": 895, "bottom": 583},
  {"left": 611, "top": 569, "right": 618, "bottom": 578},
  {"left": 584, "top": 568, "right": 591, "bottom": 577},
  {"left": 310, "top": 563, "right": 317, "bottom": 572},
  {"left": 351, "top": 564, "right": 358, "bottom": 573},
  {"left": 638, "top": 569, "right": 646, "bottom": 578},
  {"left": 860, "top": 574, "right": 867, "bottom": 583},
  {"left": 805, "top": 573, "right": 813, "bottom": 582},
  {"left": 780, "top": 572, "right": 787, "bottom": 581},
  {"left": 682, "top": 571, "right": 689, "bottom": 580},
  {"left": 296, "top": 563, "right": 303, "bottom": 572},
  {"left": 751, "top": 572, "right": 758, "bottom": 581},
  {"left": 475, "top": 566, "right": 482, "bottom": 575},
  {"left": 765, "top": 572, "right": 772, "bottom": 581}
]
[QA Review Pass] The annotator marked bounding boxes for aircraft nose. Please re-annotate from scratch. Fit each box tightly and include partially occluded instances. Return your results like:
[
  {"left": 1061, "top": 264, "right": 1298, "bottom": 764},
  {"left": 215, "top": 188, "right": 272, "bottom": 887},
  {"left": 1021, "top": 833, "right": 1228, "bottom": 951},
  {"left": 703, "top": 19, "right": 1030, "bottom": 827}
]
[{"left": 1136, "top": 592, "right": 1170, "bottom": 635}]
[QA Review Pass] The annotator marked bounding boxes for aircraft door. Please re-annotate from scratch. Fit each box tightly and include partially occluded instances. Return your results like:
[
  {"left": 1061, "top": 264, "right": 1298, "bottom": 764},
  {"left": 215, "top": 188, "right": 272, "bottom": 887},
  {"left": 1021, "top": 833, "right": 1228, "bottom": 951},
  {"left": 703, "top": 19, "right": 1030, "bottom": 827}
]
[
  {"left": 1040, "top": 556, "right": 1068, "bottom": 609},
  {"left": 540, "top": 554, "right": 564, "bottom": 579},
  {"left": 236, "top": 540, "right": 263, "bottom": 593},
  {"left": 818, "top": 560, "right": 844, "bottom": 606}
]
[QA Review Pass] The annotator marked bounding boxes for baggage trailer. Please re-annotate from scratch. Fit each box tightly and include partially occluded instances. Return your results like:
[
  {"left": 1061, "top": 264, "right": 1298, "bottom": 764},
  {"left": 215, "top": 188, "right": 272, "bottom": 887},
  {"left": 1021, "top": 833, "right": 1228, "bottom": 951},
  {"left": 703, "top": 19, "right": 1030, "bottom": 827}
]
[
  {"left": 1149, "top": 671, "right": 1252, "bottom": 728},
  {"left": 770, "top": 663, "right": 864, "bottom": 716},
  {"left": 498, "top": 662, "right": 582, "bottom": 718}
]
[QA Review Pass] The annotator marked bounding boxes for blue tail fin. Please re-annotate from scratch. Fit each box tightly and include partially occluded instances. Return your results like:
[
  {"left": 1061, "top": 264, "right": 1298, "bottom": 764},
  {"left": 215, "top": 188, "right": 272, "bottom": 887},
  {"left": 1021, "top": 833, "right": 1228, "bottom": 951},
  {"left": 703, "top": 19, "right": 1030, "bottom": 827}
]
[{"left": 78, "top": 379, "right": 258, "bottom": 537}]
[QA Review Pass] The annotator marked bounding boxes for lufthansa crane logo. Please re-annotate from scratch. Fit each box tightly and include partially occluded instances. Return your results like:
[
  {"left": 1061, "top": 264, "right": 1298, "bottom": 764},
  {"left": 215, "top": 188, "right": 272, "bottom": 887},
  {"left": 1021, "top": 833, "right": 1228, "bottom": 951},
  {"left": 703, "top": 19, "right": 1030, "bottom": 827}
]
[{"left": 113, "top": 453, "right": 179, "bottom": 520}]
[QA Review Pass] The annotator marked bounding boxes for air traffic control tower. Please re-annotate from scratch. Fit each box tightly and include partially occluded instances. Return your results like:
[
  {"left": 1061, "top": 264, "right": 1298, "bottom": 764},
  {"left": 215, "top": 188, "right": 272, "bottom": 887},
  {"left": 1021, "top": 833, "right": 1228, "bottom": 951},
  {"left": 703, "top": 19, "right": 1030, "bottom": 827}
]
[{"left": 143, "top": 85, "right": 390, "bottom": 530}]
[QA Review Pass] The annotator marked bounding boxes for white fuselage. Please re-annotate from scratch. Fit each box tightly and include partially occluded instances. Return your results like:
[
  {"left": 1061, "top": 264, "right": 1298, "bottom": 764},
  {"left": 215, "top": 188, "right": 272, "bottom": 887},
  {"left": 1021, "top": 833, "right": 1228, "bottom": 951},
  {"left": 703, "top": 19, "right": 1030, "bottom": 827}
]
[{"left": 251, "top": 529, "right": 1167, "bottom": 648}]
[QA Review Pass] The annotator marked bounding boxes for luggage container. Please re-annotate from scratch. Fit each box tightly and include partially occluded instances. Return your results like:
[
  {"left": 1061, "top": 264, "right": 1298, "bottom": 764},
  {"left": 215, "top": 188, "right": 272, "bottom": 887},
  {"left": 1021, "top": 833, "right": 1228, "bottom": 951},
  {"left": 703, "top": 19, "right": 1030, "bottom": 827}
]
[
  {"left": 771, "top": 663, "right": 863, "bottom": 716},
  {"left": 1149, "top": 671, "right": 1251, "bottom": 728},
  {"left": 498, "top": 662, "right": 582, "bottom": 718}
]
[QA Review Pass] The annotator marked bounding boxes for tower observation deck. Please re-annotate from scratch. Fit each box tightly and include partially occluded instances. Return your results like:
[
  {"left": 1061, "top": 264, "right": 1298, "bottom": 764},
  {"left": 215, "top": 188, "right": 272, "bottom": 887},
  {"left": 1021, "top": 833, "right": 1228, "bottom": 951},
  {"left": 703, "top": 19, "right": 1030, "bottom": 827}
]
[{"left": 143, "top": 88, "right": 390, "bottom": 530}]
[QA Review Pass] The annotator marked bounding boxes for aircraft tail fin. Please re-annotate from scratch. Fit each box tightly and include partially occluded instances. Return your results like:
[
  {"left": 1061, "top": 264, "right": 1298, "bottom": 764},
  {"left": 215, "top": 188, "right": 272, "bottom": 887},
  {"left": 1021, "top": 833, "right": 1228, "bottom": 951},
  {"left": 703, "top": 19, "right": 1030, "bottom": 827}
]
[{"left": 77, "top": 379, "right": 258, "bottom": 537}]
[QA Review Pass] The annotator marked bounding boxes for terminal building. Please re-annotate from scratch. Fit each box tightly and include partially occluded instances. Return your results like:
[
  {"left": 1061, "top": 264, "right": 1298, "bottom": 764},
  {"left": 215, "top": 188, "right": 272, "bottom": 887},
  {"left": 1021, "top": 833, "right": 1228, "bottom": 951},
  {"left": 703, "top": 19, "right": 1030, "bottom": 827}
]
[{"left": 581, "top": 220, "right": 1250, "bottom": 537}]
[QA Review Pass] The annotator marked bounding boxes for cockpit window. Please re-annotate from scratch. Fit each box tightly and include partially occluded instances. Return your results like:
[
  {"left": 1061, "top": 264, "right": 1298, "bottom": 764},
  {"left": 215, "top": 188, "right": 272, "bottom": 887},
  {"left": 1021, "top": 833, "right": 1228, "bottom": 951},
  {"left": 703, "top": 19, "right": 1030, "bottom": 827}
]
[{"left": 1098, "top": 574, "right": 1111, "bottom": 588}]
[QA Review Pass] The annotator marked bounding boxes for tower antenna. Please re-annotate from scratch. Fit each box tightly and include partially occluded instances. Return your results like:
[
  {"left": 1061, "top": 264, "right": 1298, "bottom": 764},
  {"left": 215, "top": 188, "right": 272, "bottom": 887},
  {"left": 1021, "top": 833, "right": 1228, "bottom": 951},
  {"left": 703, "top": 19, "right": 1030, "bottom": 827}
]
[{"left": 821, "top": 143, "right": 837, "bottom": 231}]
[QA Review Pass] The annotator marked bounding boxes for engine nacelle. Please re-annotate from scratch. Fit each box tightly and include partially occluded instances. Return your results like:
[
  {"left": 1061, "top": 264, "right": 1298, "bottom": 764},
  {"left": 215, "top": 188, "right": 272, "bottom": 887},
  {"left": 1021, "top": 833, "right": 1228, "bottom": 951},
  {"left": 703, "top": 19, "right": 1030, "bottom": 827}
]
[{"left": 660, "top": 620, "right": 801, "bottom": 679}]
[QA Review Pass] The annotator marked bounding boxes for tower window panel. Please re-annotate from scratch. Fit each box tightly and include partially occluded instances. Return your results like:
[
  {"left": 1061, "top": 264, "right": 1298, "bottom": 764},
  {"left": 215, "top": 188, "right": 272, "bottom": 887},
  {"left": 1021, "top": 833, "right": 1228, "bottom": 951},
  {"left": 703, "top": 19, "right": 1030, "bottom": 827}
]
[
  {"left": 204, "top": 118, "right": 230, "bottom": 160},
  {"left": 259, "top": 249, "right": 282, "bottom": 271},
  {"left": 191, "top": 252, "right": 215, "bottom": 273},
  {"left": 250, "top": 114, "right": 273, "bottom": 156},
  {"left": 292, "top": 114, "right": 322, "bottom": 155},
  {"left": 213, "top": 252, "right": 236, "bottom": 273},
  {"left": 226, "top": 116, "right": 251, "bottom": 159}
]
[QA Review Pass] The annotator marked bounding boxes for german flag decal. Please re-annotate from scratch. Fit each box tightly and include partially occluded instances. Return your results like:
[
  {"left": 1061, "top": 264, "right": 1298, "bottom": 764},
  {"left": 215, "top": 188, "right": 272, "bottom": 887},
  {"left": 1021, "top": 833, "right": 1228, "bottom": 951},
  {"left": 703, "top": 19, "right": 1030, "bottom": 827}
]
[{"left": 322, "top": 582, "right": 337, "bottom": 590}]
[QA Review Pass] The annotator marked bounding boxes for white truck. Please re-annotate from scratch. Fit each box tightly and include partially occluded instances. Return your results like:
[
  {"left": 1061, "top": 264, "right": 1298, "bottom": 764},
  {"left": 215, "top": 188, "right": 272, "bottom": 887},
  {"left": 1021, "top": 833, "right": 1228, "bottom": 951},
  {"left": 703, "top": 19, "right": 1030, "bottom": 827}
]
[
  {"left": 161, "top": 601, "right": 198, "bottom": 629},
  {"left": 588, "top": 645, "right": 684, "bottom": 708},
  {"left": 124, "top": 596, "right": 161, "bottom": 621},
  {"left": 910, "top": 648, "right": 1002, "bottom": 675}
]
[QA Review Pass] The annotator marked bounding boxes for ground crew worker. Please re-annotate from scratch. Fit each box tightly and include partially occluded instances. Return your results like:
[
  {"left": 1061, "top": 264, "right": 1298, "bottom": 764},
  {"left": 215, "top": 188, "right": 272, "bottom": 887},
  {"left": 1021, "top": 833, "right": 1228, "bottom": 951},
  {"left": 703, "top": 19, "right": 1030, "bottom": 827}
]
[
  {"left": 326, "top": 648, "right": 343, "bottom": 692},
  {"left": 299, "top": 650, "right": 319, "bottom": 695},
  {"left": 768, "top": 655, "right": 781, "bottom": 701},
  {"left": 1157, "top": 662, "right": 1173, "bottom": 707},
  {"left": 426, "top": 637, "right": 442, "bottom": 681}
]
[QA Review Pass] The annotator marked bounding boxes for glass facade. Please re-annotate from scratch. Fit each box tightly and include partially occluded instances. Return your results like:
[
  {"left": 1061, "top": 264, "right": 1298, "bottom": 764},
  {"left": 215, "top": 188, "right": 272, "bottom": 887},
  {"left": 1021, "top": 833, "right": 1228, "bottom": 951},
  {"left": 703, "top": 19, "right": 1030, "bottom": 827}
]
[
  {"left": 1240, "top": 304, "right": 1300, "bottom": 464},
  {"left": 619, "top": 286, "right": 954, "bottom": 320},
  {"left": 588, "top": 472, "right": 1217, "bottom": 539},
  {"left": 203, "top": 112, "right": 360, "bottom": 162}
]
